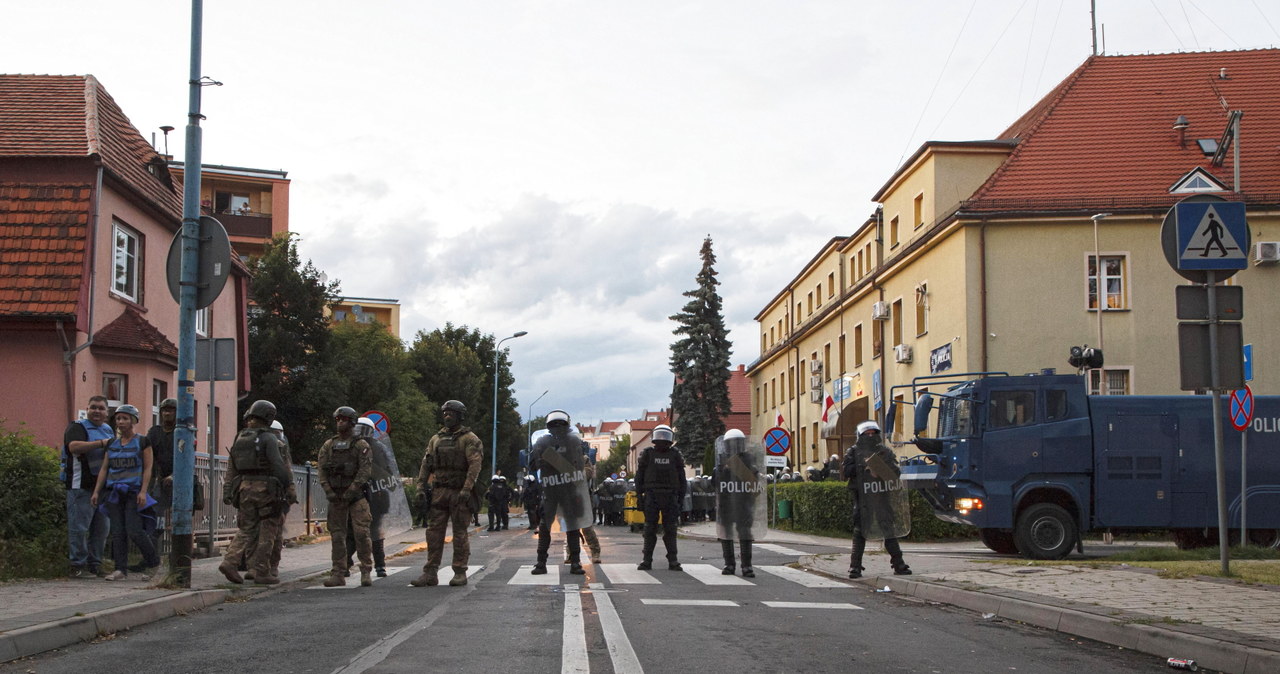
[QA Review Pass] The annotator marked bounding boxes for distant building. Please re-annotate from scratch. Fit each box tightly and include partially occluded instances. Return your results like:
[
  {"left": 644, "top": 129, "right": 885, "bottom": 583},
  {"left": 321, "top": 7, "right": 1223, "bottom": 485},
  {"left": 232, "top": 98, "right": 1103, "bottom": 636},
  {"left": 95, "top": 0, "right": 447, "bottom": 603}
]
[
  {"left": 326, "top": 296, "right": 401, "bottom": 339},
  {"left": 167, "top": 162, "right": 290, "bottom": 262}
]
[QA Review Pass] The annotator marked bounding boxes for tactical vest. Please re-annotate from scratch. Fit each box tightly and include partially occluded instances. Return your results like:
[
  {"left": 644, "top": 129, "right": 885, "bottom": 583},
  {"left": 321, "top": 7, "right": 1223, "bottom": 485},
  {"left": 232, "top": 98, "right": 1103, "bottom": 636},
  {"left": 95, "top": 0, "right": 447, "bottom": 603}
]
[
  {"left": 105, "top": 436, "right": 144, "bottom": 490},
  {"left": 431, "top": 430, "right": 469, "bottom": 489},
  {"left": 326, "top": 438, "right": 360, "bottom": 492},
  {"left": 230, "top": 428, "right": 269, "bottom": 473},
  {"left": 642, "top": 449, "right": 680, "bottom": 491}
]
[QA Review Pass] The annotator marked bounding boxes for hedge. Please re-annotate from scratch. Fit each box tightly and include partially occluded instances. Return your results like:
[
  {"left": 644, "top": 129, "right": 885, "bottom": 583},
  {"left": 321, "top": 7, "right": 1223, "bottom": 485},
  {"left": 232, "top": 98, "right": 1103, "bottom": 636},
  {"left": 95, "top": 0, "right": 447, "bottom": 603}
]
[
  {"left": 0, "top": 423, "right": 67, "bottom": 579},
  {"left": 766, "top": 481, "right": 976, "bottom": 542}
]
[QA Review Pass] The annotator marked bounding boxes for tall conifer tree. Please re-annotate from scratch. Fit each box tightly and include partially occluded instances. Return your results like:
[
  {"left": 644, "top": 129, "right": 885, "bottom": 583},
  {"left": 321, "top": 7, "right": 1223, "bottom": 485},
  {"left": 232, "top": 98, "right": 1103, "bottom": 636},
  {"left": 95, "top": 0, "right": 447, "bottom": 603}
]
[{"left": 669, "top": 236, "right": 733, "bottom": 465}]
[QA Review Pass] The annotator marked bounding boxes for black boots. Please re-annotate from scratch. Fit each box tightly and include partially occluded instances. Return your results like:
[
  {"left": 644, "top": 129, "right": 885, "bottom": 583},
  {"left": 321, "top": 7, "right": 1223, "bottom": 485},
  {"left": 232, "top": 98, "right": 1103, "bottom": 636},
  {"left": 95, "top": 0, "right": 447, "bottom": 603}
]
[
  {"left": 850, "top": 535, "right": 910, "bottom": 577},
  {"left": 740, "top": 540, "right": 754, "bottom": 578},
  {"left": 720, "top": 540, "right": 735, "bottom": 575}
]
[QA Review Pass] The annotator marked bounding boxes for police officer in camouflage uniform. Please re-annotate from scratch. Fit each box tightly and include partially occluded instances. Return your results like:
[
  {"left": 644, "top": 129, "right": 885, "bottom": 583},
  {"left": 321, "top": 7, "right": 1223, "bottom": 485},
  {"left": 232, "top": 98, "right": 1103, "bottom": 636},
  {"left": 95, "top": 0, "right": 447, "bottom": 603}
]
[
  {"left": 244, "top": 420, "right": 297, "bottom": 582},
  {"left": 219, "top": 401, "right": 291, "bottom": 586},
  {"left": 636, "top": 424, "right": 687, "bottom": 571},
  {"left": 318, "top": 406, "right": 374, "bottom": 587},
  {"left": 411, "top": 400, "right": 483, "bottom": 587}
]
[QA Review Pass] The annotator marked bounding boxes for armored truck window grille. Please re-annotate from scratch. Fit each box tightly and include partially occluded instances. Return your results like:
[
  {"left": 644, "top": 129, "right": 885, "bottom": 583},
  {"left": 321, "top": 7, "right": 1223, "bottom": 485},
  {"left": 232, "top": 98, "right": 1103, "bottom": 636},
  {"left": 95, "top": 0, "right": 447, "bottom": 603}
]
[
  {"left": 989, "top": 391, "right": 1035, "bottom": 429},
  {"left": 1087, "top": 254, "right": 1127, "bottom": 310},
  {"left": 1089, "top": 369, "right": 1131, "bottom": 395},
  {"left": 112, "top": 221, "right": 141, "bottom": 302},
  {"left": 1106, "top": 455, "right": 1162, "bottom": 480},
  {"left": 937, "top": 396, "right": 974, "bottom": 437},
  {"left": 1045, "top": 389, "right": 1069, "bottom": 421}
]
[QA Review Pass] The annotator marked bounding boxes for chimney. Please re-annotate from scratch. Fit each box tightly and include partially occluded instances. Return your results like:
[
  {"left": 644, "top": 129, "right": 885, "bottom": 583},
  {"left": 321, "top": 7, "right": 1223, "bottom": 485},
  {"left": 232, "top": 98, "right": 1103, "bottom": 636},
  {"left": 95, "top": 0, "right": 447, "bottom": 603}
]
[{"left": 1173, "top": 115, "right": 1190, "bottom": 147}]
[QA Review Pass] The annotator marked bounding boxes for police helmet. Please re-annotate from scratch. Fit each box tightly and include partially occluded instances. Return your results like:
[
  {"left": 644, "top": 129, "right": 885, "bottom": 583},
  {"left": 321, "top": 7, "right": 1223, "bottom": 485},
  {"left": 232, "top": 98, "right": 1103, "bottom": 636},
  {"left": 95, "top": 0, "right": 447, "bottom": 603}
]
[
  {"left": 779, "top": 472, "right": 792, "bottom": 483},
  {"left": 114, "top": 404, "right": 140, "bottom": 423},
  {"left": 355, "top": 416, "right": 376, "bottom": 438},
  {"left": 830, "top": 454, "right": 839, "bottom": 462},
  {"left": 492, "top": 475, "right": 503, "bottom": 482},
  {"left": 333, "top": 406, "right": 359, "bottom": 421},
  {"left": 603, "top": 477, "right": 614, "bottom": 484},
  {"left": 525, "top": 474, "right": 535, "bottom": 482},
  {"left": 766, "top": 473, "right": 776, "bottom": 483},
  {"left": 652, "top": 424, "right": 674, "bottom": 444},
  {"left": 441, "top": 400, "right": 466, "bottom": 417},
  {"left": 160, "top": 397, "right": 177, "bottom": 410},
  {"left": 270, "top": 420, "right": 284, "bottom": 432},
  {"left": 724, "top": 428, "right": 745, "bottom": 440},
  {"left": 546, "top": 410, "right": 570, "bottom": 426},
  {"left": 857, "top": 420, "right": 881, "bottom": 436},
  {"left": 244, "top": 400, "right": 277, "bottom": 424},
  {"left": 498, "top": 475, "right": 507, "bottom": 481}
]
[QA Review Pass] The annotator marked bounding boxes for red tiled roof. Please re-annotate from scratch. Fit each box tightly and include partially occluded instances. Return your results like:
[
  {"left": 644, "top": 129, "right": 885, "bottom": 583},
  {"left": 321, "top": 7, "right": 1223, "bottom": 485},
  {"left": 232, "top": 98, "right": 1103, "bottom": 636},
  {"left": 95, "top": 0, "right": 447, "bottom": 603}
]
[
  {"left": 0, "top": 74, "right": 182, "bottom": 222},
  {"left": 628, "top": 420, "right": 660, "bottom": 431},
  {"left": 0, "top": 183, "right": 91, "bottom": 318},
  {"left": 600, "top": 421, "right": 622, "bottom": 433},
  {"left": 93, "top": 307, "right": 178, "bottom": 360},
  {"left": 966, "top": 49, "right": 1280, "bottom": 211}
]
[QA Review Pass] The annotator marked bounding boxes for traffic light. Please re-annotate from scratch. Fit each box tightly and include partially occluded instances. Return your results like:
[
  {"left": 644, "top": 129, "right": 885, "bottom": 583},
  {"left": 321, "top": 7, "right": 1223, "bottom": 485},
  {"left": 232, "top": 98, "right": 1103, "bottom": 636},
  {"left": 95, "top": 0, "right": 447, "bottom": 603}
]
[{"left": 1068, "top": 346, "right": 1104, "bottom": 370}]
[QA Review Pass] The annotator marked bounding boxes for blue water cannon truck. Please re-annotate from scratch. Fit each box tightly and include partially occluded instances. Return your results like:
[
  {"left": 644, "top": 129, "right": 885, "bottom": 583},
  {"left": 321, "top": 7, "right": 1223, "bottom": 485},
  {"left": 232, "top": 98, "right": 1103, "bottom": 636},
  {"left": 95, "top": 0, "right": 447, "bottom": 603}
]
[{"left": 889, "top": 370, "right": 1280, "bottom": 559}]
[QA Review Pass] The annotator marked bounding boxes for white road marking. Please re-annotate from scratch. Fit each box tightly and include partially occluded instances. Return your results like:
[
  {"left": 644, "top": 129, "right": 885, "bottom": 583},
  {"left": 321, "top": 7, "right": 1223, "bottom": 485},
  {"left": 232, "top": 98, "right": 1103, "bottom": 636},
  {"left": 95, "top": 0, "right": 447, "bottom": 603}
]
[
  {"left": 596, "top": 564, "right": 661, "bottom": 584},
  {"left": 508, "top": 564, "right": 562, "bottom": 585},
  {"left": 640, "top": 599, "right": 739, "bottom": 607},
  {"left": 589, "top": 583, "right": 643, "bottom": 674},
  {"left": 681, "top": 564, "right": 755, "bottom": 585},
  {"left": 305, "top": 567, "right": 415, "bottom": 590},
  {"left": 562, "top": 584, "right": 589, "bottom": 673},
  {"left": 761, "top": 601, "right": 863, "bottom": 610},
  {"left": 756, "top": 543, "right": 809, "bottom": 556},
  {"left": 754, "top": 565, "right": 851, "bottom": 588}
]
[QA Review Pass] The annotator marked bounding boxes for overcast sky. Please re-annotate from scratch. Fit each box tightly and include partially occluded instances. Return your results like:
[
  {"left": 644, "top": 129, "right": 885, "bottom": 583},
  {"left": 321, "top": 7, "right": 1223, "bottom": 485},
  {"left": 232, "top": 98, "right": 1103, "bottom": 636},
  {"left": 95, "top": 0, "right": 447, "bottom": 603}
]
[{"left": 7, "top": 1, "right": 1279, "bottom": 427}]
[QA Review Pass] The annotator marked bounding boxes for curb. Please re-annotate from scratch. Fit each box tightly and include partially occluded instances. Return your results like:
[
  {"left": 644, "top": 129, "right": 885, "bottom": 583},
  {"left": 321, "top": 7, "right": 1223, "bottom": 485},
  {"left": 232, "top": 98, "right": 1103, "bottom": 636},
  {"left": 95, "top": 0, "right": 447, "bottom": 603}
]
[
  {"left": 0, "top": 589, "right": 227, "bottom": 663},
  {"left": 798, "top": 557, "right": 1280, "bottom": 674}
]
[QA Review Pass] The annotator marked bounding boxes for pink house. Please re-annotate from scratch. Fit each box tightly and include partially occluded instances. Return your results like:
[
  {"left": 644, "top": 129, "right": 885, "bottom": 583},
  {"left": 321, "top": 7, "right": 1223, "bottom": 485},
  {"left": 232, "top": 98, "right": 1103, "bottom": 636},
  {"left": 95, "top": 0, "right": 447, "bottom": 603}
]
[{"left": 0, "top": 74, "right": 250, "bottom": 453}]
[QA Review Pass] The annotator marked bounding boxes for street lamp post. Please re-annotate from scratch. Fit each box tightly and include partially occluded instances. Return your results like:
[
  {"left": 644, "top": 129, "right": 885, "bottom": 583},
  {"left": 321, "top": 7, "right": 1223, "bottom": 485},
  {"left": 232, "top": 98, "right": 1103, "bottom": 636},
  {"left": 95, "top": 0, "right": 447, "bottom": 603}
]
[
  {"left": 492, "top": 331, "right": 528, "bottom": 480},
  {"left": 526, "top": 389, "right": 549, "bottom": 450}
]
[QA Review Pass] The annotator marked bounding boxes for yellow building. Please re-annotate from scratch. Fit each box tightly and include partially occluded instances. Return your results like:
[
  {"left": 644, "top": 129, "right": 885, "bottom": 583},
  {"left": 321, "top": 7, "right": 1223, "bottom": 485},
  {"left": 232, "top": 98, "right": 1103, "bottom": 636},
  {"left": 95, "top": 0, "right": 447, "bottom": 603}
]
[
  {"left": 327, "top": 296, "right": 402, "bottom": 339},
  {"left": 168, "top": 162, "right": 290, "bottom": 262},
  {"left": 749, "top": 50, "right": 1280, "bottom": 471}
]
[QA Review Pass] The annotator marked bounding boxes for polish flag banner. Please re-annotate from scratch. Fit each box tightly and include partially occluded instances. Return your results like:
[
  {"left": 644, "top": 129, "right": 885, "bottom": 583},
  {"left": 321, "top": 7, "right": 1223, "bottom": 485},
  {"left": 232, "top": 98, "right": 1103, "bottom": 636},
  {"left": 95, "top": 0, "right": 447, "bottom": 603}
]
[
  {"left": 821, "top": 395, "right": 836, "bottom": 423},
  {"left": 776, "top": 412, "right": 785, "bottom": 427}
]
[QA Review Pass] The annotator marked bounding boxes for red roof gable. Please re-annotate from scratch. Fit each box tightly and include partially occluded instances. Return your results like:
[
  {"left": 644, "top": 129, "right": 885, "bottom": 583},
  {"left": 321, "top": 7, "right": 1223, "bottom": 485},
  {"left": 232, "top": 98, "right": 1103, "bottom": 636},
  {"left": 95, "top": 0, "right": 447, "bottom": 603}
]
[
  {"left": 599, "top": 421, "right": 621, "bottom": 433},
  {"left": 726, "top": 364, "right": 750, "bottom": 414},
  {"left": 0, "top": 183, "right": 91, "bottom": 319},
  {"left": 966, "top": 49, "right": 1280, "bottom": 211},
  {"left": 0, "top": 74, "right": 182, "bottom": 222},
  {"left": 93, "top": 307, "right": 177, "bottom": 360}
]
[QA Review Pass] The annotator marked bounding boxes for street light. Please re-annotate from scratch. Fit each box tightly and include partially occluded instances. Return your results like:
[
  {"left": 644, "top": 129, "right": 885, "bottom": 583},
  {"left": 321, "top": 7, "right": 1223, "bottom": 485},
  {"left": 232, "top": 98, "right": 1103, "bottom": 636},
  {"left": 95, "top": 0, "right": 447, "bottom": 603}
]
[
  {"left": 526, "top": 389, "right": 549, "bottom": 449},
  {"left": 492, "top": 331, "right": 528, "bottom": 479}
]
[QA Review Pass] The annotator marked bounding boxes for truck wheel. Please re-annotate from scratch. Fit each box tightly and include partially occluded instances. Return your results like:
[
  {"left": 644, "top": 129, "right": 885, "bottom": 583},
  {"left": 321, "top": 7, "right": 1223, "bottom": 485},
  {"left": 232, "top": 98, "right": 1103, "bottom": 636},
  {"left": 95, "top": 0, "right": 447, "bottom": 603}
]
[
  {"left": 1247, "top": 529, "right": 1280, "bottom": 549},
  {"left": 1014, "top": 504, "right": 1077, "bottom": 560},
  {"left": 979, "top": 528, "right": 1019, "bottom": 555}
]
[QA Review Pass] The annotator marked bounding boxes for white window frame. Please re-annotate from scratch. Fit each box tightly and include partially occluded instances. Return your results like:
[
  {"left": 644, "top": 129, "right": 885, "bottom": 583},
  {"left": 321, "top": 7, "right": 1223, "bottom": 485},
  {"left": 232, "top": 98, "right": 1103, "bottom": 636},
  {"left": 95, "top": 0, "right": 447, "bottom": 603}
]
[
  {"left": 152, "top": 379, "right": 168, "bottom": 425},
  {"left": 103, "top": 373, "right": 128, "bottom": 408},
  {"left": 195, "top": 306, "right": 211, "bottom": 337},
  {"left": 112, "top": 220, "right": 141, "bottom": 302},
  {"left": 1087, "top": 253, "right": 1129, "bottom": 311}
]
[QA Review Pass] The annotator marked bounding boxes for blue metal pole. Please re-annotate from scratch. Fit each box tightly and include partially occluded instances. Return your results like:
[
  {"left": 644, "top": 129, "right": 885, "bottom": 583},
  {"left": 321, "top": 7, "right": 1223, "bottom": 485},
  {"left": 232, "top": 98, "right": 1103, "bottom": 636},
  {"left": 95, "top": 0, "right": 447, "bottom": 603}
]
[{"left": 170, "top": 0, "right": 205, "bottom": 587}]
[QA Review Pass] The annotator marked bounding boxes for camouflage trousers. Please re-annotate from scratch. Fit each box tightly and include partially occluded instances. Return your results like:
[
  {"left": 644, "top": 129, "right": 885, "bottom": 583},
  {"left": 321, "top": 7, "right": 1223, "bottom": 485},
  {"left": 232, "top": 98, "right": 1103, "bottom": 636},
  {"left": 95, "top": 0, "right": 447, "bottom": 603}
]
[
  {"left": 328, "top": 497, "right": 372, "bottom": 574},
  {"left": 424, "top": 487, "right": 472, "bottom": 573},
  {"left": 244, "top": 504, "right": 289, "bottom": 574},
  {"left": 223, "top": 481, "right": 282, "bottom": 577}
]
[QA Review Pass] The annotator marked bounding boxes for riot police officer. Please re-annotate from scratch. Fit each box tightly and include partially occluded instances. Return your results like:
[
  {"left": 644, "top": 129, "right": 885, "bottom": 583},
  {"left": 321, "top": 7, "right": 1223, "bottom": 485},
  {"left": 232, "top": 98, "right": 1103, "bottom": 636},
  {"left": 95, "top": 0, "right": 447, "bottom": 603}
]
[
  {"left": 844, "top": 420, "right": 912, "bottom": 578},
  {"left": 596, "top": 478, "right": 613, "bottom": 525},
  {"left": 636, "top": 424, "right": 686, "bottom": 571},
  {"left": 412, "top": 400, "right": 483, "bottom": 587},
  {"left": 318, "top": 406, "right": 374, "bottom": 587},
  {"left": 715, "top": 429, "right": 766, "bottom": 577},
  {"left": 486, "top": 475, "right": 513, "bottom": 531},
  {"left": 219, "top": 400, "right": 291, "bottom": 586},
  {"left": 521, "top": 474, "right": 542, "bottom": 530},
  {"left": 528, "top": 410, "right": 593, "bottom": 575}
]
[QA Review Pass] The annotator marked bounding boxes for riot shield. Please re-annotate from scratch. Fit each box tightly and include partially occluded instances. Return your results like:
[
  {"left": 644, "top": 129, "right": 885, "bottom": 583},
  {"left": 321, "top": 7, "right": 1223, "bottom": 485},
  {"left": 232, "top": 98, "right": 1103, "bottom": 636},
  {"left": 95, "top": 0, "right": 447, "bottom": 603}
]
[
  {"left": 532, "top": 432, "right": 593, "bottom": 531},
  {"left": 715, "top": 435, "right": 768, "bottom": 541},
  {"left": 609, "top": 480, "right": 626, "bottom": 515},
  {"left": 365, "top": 430, "right": 412, "bottom": 538},
  {"left": 853, "top": 443, "right": 911, "bottom": 541}
]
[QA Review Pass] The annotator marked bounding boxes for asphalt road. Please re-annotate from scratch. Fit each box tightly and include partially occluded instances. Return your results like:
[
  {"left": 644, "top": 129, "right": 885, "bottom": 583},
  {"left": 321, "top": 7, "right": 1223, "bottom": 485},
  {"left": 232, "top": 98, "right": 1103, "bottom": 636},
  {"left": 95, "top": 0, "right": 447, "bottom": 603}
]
[{"left": 2, "top": 524, "right": 1176, "bottom": 673}]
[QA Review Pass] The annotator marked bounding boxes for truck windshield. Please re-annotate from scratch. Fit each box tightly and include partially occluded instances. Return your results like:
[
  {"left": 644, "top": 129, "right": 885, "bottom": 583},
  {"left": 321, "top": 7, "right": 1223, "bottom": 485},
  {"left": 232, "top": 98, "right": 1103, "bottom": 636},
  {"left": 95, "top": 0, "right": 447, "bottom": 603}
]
[{"left": 936, "top": 395, "right": 976, "bottom": 438}]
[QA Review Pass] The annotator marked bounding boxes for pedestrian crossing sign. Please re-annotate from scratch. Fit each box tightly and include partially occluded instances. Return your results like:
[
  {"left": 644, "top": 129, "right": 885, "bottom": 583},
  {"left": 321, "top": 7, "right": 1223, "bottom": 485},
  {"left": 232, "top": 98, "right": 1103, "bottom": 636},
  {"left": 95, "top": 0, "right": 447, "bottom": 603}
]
[{"left": 1176, "top": 201, "right": 1248, "bottom": 270}]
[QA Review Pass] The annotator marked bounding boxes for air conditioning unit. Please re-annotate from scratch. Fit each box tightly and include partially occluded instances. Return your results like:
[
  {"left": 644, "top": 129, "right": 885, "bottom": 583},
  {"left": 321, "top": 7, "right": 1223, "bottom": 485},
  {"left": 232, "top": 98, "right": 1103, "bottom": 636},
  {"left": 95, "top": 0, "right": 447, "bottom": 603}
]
[
  {"left": 1255, "top": 241, "right": 1280, "bottom": 265},
  {"left": 809, "top": 375, "right": 823, "bottom": 389},
  {"left": 872, "top": 301, "right": 890, "bottom": 320},
  {"left": 810, "top": 360, "right": 823, "bottom": 373},
  {"left": 809, "top": 389, "right": 823, "bottom": 403},
  {"left": 894, "top": 343, "right": 913, "bottom": 363}
]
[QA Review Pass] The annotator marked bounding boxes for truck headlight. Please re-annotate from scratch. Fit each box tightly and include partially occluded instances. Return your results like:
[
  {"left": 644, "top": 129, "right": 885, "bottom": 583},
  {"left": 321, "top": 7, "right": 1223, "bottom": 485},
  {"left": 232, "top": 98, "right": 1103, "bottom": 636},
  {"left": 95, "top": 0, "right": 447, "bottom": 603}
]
[{"left": 955, "top": 497, "right": 983, "bottom": 514}]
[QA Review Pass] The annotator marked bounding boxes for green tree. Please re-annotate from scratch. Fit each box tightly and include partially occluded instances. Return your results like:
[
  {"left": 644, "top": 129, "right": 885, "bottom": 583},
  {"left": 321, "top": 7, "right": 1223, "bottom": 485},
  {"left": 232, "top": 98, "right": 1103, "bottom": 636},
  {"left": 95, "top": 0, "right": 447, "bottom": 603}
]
[
  {"left": 669, "top": 236, "right": 733, "bottom": 466},
  {"left": 243, "top": 233, "right": 340, "bottom": 459},
  {"left": 596, "top": 434, "right": 629, "bottom": 479},
  {"left": 0, "top": 424, "right": 65, "bottom": 579}
]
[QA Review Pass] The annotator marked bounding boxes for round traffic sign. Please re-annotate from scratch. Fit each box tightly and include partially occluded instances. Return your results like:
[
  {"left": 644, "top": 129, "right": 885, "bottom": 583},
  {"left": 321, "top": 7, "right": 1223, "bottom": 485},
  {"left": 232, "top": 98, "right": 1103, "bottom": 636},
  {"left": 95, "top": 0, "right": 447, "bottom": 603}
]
[
  {"left": 1229, "top": 386, "right": 1254, "bottom": 432},
  {"left": 763, "top": 427, "right": 791, "bottom": 455},
  {"left": 363, "top": 409, "right": 390, "bottom": 435}
]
